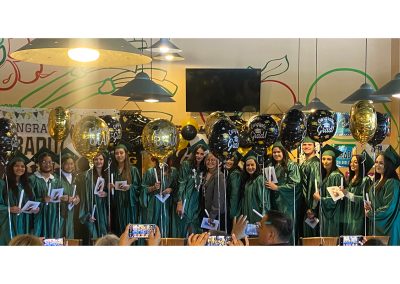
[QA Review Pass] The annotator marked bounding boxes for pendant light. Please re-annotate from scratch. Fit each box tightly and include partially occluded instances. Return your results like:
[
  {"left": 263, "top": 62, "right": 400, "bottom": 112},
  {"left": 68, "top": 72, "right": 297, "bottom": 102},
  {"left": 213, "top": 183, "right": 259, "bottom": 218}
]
[
  {"left": 148, "top": 38, "right": 182, "bottom": 53},
  {"left": 341, "top": 39, "right": 391, "bottom": 103},
  {"left": 10, "top": 38, "right": 151, "bottom": 67},
  {"left": 373, "top": 73, "right": 400, "bottom": 98},
  {"left": 289, "top": 38, "right": 305, "bottom": 111},
  {"left": 153, "top": 52, "right": 184, "bottom": 61},
  {"left": 303, "top": 38, "right": 332, "bottom": 112},
  {"left": 111, "top": 38, "right": 175, "bottom": 103}
]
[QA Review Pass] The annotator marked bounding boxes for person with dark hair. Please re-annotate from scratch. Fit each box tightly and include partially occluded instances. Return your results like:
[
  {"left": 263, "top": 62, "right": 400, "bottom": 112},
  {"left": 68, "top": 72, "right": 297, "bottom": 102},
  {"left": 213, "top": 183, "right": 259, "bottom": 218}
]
[
  {"left": 299, "top": 137, "right": 320, "bottom": 237},
  {"left": 172, "top": 139, "right": 208, "bottom": 237},
  {"left": 0, "top": 154, "right": 39, "bottom": 245},
  {"left": 57, "top": 152, "right": 80, "bottom": 239},
  {"left": 313, "top": 145, "right": 344, "bottom": 237},
  {"left": 78, "top": 152, "right": 109, "bottom": 242},
  {"left": 76, "top": 157, "right": 90, "bottom": 173},
  {"left": 240, "top": 151, "right": 270, "bottom": 224},
  {"left": 225, "top": 152, "right": 242, "bottom": 233},
  {"left": 265, "top": 142, "right": 301, "bottom": 244},
  {"left": 29, "top": 148, "right": 62, "bottom": 238},
  {"left": 109, "top": 144, "right": 141, "bottom": 236},
  {"left": 363, "top": 238, "right": 385, "bottom": 246},
  {"left": 341, "top": 151, "right": 373, "bottom": 235},
  {"left": 8, "top": 234, "right": 43, "bottom": 246},
  {"left": 140, "top": 156, "right": 178, "bottom": 238},
  {"left": 365, "top": 146, "right": 400, "bottom": 245}
]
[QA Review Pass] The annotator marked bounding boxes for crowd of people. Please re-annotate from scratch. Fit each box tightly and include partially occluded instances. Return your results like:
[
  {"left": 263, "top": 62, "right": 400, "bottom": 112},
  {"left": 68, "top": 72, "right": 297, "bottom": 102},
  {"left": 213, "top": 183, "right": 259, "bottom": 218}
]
[{"left": 1, "top": 137, "right": 400, "bottom": 245}]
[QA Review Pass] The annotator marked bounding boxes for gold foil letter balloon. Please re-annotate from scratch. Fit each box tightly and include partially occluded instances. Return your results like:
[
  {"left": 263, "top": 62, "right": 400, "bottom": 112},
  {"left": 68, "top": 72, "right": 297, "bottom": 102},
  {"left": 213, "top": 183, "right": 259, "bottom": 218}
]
[
  {"left": 48, "top": 107, "right": 71, "bottom": 142},
  {"left": 349, "top": 100, "right": 377, "bottom": 144},
  {"left": 71, "top": 116, "right": 110, "bottom": 161},
  {"left": 142, "top": 118, "right": 178, "bottom": 161}
]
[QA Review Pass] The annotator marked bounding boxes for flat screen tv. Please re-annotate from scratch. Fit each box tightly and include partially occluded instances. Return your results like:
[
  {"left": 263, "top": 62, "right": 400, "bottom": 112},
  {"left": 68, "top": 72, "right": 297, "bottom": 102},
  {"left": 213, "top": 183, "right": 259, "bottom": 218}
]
[{"left": 186, "top": 68, "right": 261, "bottom": 112}]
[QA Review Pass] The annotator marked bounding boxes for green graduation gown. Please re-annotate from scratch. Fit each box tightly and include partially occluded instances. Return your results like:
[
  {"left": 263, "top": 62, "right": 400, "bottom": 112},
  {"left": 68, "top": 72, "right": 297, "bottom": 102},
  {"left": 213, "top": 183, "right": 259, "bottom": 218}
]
[
  {"left": 319, "top": 169, "right": 344, "bottom": 237},
  {"left": 140, "top": 166, "right": 178, "bottom": 238},
  {"left": 367, "top": 178, "right": 400, "bottom": 246},
  {"left": 172, "top": 161, "right": 203, "bottom": 237},
  {"left": 227, "top": 168, "right": 242, "bottom": 220},
  {"left": 241, "top": 174, "right": 270, "bottom": 224},
  {"left": 77, "top": 169, "right": 109, "bottom": 239},
  {"left": 111, "top": 166, "right": 141, "bottom": 236},
  {"left": 29, "top": 172, "right": 62, "bottom": 238},
  {"left": 342, "top": 176, "right": 372, "bottom": 235},
  {"left": 56, "top": 172, "right": 77, "bottom": 239},
  {"left": 0, "top": 180, "right": 35, "bottom": 245},
  {"left": 300, "top": 156, "right": 320, "bottom": 237},
  {"left": 270, "top": 161, "right": 302, "bottom": 243}
]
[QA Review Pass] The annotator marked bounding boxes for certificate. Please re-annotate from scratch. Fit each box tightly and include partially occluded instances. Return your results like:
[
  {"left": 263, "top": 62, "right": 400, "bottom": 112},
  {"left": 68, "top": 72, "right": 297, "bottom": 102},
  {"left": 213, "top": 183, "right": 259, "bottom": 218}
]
[
  {"left": 94, "top": 177, "right": 105, "bottom": 195},
  {"left": 114, "top": 180, "right": 128, "bottom": 191},
  {"left": 327, "top": 186, "right": 344, "bottom": 202},
  {"left": 50, "top": 188, "right": 64, "bottom": 203},
  {"left": 20, "top": 201, "right": 41, "bottom": 214}
]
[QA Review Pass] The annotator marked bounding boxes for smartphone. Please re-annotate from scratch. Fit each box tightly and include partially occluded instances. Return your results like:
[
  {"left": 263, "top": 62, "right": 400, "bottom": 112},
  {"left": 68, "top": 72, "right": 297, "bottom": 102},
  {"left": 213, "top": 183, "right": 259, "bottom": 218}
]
[
  {"left": 128, "top": 224, "right": 156, "bottom": 238},
  {"left": 206, "top": 235, "right": 232, "bottom": 246},
  {"left": 339, "top": 235, "right": 363, "bottom": 246},
  {"left": 245, "top": 224, "right": 258, "bottom": 236},
  {"left": 43, "top": 238, "right": 65, "bottom": 246}
]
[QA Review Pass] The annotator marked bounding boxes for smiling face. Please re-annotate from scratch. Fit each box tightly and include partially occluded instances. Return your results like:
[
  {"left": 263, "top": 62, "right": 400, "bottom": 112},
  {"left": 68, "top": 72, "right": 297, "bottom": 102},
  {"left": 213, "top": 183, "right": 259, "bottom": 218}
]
[
  {"left": 195, "top": 147, "right": 206, "bottom": 164},
  {"left": 322, "top": 155, "right": 333, "bottom": 172},
  {"left": 225, "top": 157, "right": 234, "bottom": 170},
  {"left": 272, "top": 147, "right": 283, "bottom": 163},
  {"left": 62, "top": 158, "right": 75, "bottom": 173},
  {"left": 302, "top": 142, "right": 315, "bottom": 156},
  {"left": 245, "top": 159, "right": 257, "bottom": 175},
  {"left": 115, "top": 148, "right": 126, "bottom": 164},
  {"left": 94, "top": 154, "right": 105, "bottom": 170},
  {"left": 13, "top": 161, "right": 26, "bottom": 178},
  {"left": 350, "top": 156, "right": 359, "bottom": 173},
  {"left": 39, "top": 156, "right": 53, "bottom": 174},
  {"left": 205, "top": 153, "right": 218, "bottom": 171},
  {"left": 375, "top": 154, "right": 384, "bottom": 175}
]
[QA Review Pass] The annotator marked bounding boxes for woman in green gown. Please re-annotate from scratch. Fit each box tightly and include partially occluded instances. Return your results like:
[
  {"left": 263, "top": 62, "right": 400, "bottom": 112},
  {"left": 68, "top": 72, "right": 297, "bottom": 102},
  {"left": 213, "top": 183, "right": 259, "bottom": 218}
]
[
  {"left": 173, "top": 140, "right": 207, "bottom": 237},
  {"left": 110, "top": 144, "right": 141, "bottom": 236},
  {"left": 313, "top": 144, "right": 344, "bottom": 237},
  {"left": 57, "top": 154, "right": 80, "bottom": 239},
  {"left": 78, "top": 152, "right": 109, "bottom": 240},
  {"left": 365, "top": 146, "right": 400, "bottom": 245},
  {"left": 240, "top": 151, "right": 270, "bottom": 224},
  {"left": 141, "top": 157, "right": 178, "bottom": 237},
  {"left": 0, "top": 156, "right": 39, "bottom": 245},
  {"left": 265, "top": 142, "right": 301, "bottom": 244},
  {"left": 225, "top": 152, "right": 242, "bottom": 233},
  {"left": 341, "top": 152, "right": 373, "bottom": 235}
]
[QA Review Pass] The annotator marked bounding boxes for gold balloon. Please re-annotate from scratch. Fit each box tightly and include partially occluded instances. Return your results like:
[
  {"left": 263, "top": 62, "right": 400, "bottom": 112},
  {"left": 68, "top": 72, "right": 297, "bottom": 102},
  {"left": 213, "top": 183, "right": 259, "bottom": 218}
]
[
  {"left": 48, "top": 107, "right": 71, "bottom": 142},
  {"left": 142, "top": 119, "right": 178, "bottom": 161},
  {"left": 177, "top": 133, "right": 189, "bottom": 152},
  {"left": 349, "top": 100, "right": 377, "bottom": 144},
  {"left": 181, "top": 117, "right": 199, "bottom": 131},
  {"left": 71, "top": 116, "right": 110, "bottom": 161},
  {"left": 205, "top": 111, "right": 229, "bottom": 138}
]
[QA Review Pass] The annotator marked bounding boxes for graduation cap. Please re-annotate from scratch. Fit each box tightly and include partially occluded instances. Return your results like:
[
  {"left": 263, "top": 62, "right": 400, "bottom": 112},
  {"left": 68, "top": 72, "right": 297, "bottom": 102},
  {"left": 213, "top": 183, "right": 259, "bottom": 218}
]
[
  {"left": 321, "top": 144, "right": 342, "bottom": 159},
  {"left": 61, "top": 148, "right": 79, "bottom": 162},
  {"left": 360, "top": 150, "right": 374, "bottom": 173},
  {"left": 272, "top": 141, "right": 285, "bottom": 149},
  {"left": 383, "top": 145, "right": 400, "bottom": 168},
  {"left": 232, "top": 151, "right": 243, "bottom": 161},
  {"left": 9, "top": 150, "right": 31, "bottom": 165},
  {"left": 30, "top": 147, "right": 58, "bottom": 164},
  {"left": 241, "top": 150, "right": 259, "bottom": 163},
  {"left": 303, "top": 136, "right": 315, "bottom": 143},
  {"left": 188, "top": 139, "right": 209, "bottom": 154}
]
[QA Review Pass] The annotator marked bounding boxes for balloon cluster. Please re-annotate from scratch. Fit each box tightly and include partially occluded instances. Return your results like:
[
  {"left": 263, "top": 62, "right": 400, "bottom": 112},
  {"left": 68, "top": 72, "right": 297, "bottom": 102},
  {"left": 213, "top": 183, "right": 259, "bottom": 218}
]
[
  {"left": 280, "top": 109, "right": 307, "bottom": 151},
  {"left": 0, "top": 117, "right": 20, "bottom": 165}
]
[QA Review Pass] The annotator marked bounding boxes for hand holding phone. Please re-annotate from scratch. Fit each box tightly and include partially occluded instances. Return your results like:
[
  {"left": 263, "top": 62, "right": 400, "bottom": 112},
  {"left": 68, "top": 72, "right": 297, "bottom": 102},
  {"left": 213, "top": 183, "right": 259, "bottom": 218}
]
[{"left": 128, "top": 224, "right": 156, "bottom": 238}]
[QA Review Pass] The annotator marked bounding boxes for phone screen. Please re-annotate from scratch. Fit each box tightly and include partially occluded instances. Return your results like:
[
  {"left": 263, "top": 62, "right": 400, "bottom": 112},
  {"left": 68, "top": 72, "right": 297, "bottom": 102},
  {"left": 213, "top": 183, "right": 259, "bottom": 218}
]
[
  {"left": 340, "top": 235, "right": 363, "bottom": 246},
  {"left": 43, "top": 238, "right": 64, "bottom": 246},
  {"left": 245, "top": 224, "right": 258, "bottom": 236},
  {"left": 128, "top": 224, "right": 156, "bottom": 238},
  {"left": 206, "top": 236, "right": 232, "bottom": 246}
]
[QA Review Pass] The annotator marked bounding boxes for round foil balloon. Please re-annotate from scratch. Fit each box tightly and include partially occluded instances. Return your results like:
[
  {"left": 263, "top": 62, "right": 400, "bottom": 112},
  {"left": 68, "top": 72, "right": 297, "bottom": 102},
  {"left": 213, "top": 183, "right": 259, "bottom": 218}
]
[
  {"left": 48, "top": 107, "right": 71, "bottom": 143},
  {"left": 280, "top": 109, "right": 307, "bottom": 151},
  {"left": 142, "top": 119, "right": 178, "bottom": 161},
  {"left": 307, "top": 110, "right": 337, "bottom": 142},
  {"left": 71, "top": 116, "right": 110, "bottom": 161},
  {"left": 205, "top": 111, "right": 229, "bottom": 138},
  {"left": 121, "top": 112, "right": 151, "bottom": 149},
  {"left": 181, "top": 125, "right": 197, "bottom": 141},
  {"left": 0, "top": 118, "right": 20, "bottom": 165},
  {"left": 209, "top": 118, "right": 239, "bottom": 161},
  {"left": 248, "top": 114, "right": 279, "bottom": 147},
  {"left": 368, "top": 112, "right": 390, "bottom": 147},
  {"left": 238, "top": 126, "right": 253, "bottom": 148},
  {"left": 350, "top": 100, "right": 377, "bottom": 144},
  {"left": 100, "top": 115, "right": 122, "bottom": 149}
]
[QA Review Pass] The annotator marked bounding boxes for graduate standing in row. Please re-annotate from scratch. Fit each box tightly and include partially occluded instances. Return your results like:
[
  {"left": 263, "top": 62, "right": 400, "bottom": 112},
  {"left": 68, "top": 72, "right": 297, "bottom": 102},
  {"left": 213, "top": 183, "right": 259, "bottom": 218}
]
[{"left": 225, "top": 152, "right": 242, "bottom": 233}]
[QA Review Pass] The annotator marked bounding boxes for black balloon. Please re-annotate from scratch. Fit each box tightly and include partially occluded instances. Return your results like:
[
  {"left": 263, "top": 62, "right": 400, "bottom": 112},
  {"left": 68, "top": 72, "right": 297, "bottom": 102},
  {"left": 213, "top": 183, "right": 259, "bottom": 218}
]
[
  {"left": 307, "top": 110, "right": 337, "bottom": 143},
  {"left": 368, "top": 112, "right": 390, "bottom": 147},
  {"left": 209, "top": 118, "right": 240, "bottom": 161},
  {"left": 248, "top": 115, "right": 279, "bottom": 147},
  {"left": 0, "top": 117, "right": 20, "bottom": 165},
  {"left": 181, "top": 125, "right": 197, "bottom": 141},
  {"left": 280, "top": 109, "right": 307, "bottom": 151},
  {"left": 100, "top": 115, "right": 122, "bottom": 149},
  {"left": 119, "top": 111, "right": 151, "bottom": 150},
  {"left": 238, "top": 126, "right": 253, "bottom": 148}
]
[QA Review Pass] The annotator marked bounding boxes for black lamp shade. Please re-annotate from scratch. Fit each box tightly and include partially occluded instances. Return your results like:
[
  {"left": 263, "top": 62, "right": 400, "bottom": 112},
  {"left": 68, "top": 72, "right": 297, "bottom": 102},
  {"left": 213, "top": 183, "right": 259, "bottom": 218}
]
[{"left": 341, "top": 83, "right": 391, "bottom": 104}]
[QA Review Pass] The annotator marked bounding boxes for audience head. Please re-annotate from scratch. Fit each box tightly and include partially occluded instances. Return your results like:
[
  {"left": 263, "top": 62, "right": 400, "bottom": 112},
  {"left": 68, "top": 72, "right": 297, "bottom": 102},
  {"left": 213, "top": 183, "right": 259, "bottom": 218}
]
[
  {"left": 9, "top": 234, "right": 43, "bottom": 246},
  {"left": 363, "top": 238, "right": 385, "bottom": 246},
  {"left": 95, "top": 234, "right": 120, "bottom": 246},
  {"left": 258, "top": 210, "right": 293, "bottom": 245}
]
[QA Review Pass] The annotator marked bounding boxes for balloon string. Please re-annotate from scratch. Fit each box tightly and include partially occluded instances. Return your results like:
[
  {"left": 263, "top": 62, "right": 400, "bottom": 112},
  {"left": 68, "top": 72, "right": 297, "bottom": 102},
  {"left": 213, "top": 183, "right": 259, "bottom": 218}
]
[
  {"left": 262, "top": 159, "right": 265, "bottom": 215},
  {"left": 318, "top": 142, "right": 323, "bottom": 244},
  {"left": 5, "top": 167, "right": 13, "bottom": 240},
  {"left": 217, "top": 160, "right": 221, "bottom": 232},
  {"left": 372, "top": 147, "right": 376, "bottom": 236},
  {"left": 223, "top": 164, "right": 227, "bottom": 235},
  {"left": 108, "top": 158, "right": 111, "bottom": 233}
]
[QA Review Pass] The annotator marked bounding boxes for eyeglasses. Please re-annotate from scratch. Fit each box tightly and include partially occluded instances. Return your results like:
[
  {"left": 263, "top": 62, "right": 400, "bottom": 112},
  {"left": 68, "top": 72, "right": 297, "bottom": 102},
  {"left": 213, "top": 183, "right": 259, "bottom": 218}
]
[{"left": 40, "top": 161, "right": 54, "bottom": 165}]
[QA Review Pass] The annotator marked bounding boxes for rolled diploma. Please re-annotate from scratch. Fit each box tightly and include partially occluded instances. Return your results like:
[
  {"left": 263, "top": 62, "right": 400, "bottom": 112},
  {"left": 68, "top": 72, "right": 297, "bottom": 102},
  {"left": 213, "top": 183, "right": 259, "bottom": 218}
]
[
  {"left": 18, "top": 190, "right": 24, "bottom": 208},
  {"left": 154, "top": 168, "right": 159, "bottom": 183},
  {"left": 314, "top": 179, "right": 318, "bottom": 193},
  {"left": 340, "top": 177, "right": 343, "bottom": 188},
  {"left": 252, "top": 208, "right": 264, "bottom": 218},
  {"left": 111, "top": 174, "right": 114, "bottom": 195},
  {"left": 91, "top": 204, "right": 97, "bottom": 218},
  {"left": 46, "top": 183, "right": 51, "bottom": 205},
  {"left": 180, "top": 198, "right": 186, "bottom": 220}
]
